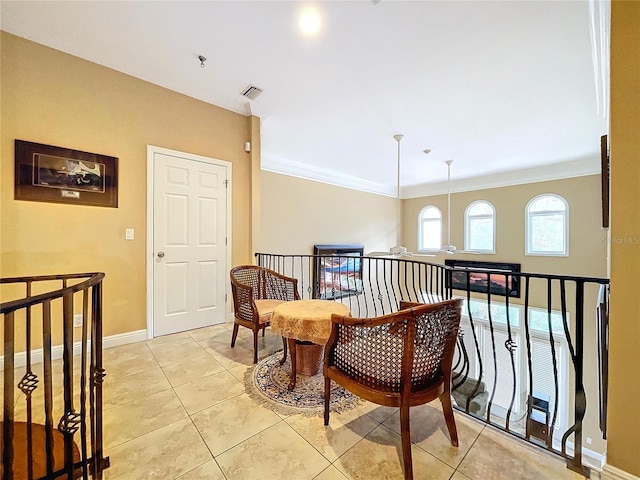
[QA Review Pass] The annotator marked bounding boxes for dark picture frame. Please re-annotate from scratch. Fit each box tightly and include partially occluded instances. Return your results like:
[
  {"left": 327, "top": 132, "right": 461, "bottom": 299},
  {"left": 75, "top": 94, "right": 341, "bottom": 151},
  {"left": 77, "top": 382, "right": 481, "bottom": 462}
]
[
  {"left": 14, "top": 140, "right": 118, "bottom": 208},
  {"left": 601, "top": 134, "right": 609, "bottom": 229},
  {"left": 445, "top": 259, "right": 521, "bottom": 298},
  {"left": 312, "top": 244, "right": 364, "bottom": 300}
]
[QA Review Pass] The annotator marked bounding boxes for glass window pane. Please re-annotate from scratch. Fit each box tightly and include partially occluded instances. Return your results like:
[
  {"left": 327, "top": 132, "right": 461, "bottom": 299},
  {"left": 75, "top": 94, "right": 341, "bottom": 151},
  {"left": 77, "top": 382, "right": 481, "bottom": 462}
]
[
  {"left": 468, "top": 202, "right": 492, "bottom": 216},
  {"left": 422, "top": 206, "right": 441, "bottom": 220},
  {"left": 530, "top": 195, "right": 565, "bottom": 213},
  {"left": 469, "top": 217, "right": 493, "bottom": 250},
  {"left": 531, "top": 214, "right": 564, "bottom": 252},
  {"left": 421, "top": 219, "right": 441, "bottom": 249}
]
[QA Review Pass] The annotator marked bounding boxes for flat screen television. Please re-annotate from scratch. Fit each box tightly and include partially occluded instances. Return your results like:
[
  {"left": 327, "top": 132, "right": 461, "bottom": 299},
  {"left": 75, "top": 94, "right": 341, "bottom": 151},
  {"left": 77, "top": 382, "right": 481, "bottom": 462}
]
[
  {"left": 313, "top": 244, "right": 364, "bottom": 300},
  {"left": 445, "top": 259, "right": 521, "bottom": 298}
]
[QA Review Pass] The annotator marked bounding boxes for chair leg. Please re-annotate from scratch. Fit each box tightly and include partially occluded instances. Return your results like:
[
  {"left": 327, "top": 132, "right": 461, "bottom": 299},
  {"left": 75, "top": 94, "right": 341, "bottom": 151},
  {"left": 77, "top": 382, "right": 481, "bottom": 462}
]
[
  {"left": 399, "top": 402, "right": 413, "bottom": 480},
  {"left": 252, "top": 329, "right": 259, "bottom": 364},
  {"left": 262, "top": 326, "right": 266, "bottom": 337},
  {"left": 440, "top": 392, "right": 459, "bottom": 447},
  {"left": 230, "top": 323, "right": 239, "bottom": 348},
  {"left": 324, "top": 376, "right": 331, "bottom": 426}
]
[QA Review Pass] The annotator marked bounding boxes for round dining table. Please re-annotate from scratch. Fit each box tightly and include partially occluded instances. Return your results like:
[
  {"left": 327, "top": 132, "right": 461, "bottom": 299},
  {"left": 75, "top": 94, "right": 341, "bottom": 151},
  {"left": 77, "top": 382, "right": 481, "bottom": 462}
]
[{"left": 270, "top": 299, "right": 350, "bottom": 390}]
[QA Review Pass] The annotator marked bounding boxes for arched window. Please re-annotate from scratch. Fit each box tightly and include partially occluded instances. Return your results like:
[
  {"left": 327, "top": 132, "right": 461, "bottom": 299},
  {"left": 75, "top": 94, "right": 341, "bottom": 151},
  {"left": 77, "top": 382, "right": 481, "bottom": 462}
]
[
  {"left": 526, "top": 194, "right": 568, "bottom": 256},
  {"left": 464, "top": 200, "right": 495, "bottom": 253},
  {"left": 418, "top": 205, "right": 442, "bottom": 251}
]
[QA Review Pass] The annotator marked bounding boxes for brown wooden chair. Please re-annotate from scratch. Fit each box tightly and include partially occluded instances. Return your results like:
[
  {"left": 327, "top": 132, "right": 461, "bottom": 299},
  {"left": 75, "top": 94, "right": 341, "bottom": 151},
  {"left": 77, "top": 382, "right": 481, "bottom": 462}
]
[
  {"left": 323, "top": 298, "right": 463, "bottom": 480},
  {"left": 230, "top": 265, "right": 301, "bottom": 363}
]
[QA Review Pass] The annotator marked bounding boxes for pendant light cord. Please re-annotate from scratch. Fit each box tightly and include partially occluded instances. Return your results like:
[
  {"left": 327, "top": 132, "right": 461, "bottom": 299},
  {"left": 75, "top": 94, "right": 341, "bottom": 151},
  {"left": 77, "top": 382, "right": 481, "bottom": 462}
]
[
  {"left": 446, "top": 160, "right": 452, "bottom": 246},
  {"left": 396, "top": 138, "right": 401, "bottom": 247}
]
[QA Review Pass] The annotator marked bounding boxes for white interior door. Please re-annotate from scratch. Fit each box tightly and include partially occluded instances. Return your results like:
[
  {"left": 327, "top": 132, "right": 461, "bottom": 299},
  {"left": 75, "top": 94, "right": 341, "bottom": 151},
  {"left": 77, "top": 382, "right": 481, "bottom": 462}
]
[{"left": 148, "top": 146, "right": 230, "bottom": 337}]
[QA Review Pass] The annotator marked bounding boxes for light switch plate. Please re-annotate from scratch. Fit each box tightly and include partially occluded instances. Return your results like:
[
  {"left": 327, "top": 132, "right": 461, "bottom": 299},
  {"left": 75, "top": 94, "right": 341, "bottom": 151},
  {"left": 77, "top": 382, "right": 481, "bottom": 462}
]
[{"left": 125, "top": 228, "right": 135, "bottom": 240}]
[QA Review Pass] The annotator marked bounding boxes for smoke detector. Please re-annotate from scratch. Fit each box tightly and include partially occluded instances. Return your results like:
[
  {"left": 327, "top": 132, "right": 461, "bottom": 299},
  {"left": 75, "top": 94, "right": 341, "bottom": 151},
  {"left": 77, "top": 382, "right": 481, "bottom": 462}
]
[{"left": 240, "top": 85, "right": 263, "bottom": 100}]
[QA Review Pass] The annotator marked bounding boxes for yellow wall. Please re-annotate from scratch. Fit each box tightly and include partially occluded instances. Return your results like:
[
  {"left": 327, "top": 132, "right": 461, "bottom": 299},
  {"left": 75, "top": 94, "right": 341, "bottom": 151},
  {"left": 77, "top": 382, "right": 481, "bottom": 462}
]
[
  {"left": 607, "top": 1, "right": 640, "bottom": 476},
  {"left": 260, "top": 171, "right": 397, "bottom": 255},
  {"left": 1, "top": 32, "right": 254, "bottom": 338},
  {"left": 403, "top": 175, "right": 607, "bottom": 279}
]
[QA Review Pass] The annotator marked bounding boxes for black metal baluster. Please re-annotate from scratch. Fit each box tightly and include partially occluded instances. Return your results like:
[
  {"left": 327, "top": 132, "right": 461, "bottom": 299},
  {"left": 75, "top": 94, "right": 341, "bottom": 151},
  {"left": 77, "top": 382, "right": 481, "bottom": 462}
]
[
  {"left": 504, "top": 277, "right": 518, "bottom": 433},
  {"left": 3, "top": 310, "right": 15, "bottom": 480}
]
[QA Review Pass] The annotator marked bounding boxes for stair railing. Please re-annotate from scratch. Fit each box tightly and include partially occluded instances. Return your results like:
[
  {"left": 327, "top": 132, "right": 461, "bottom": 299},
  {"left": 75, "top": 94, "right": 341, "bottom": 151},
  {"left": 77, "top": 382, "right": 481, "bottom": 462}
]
[{"left": 1, "top": 272, "right": 108, "bottom": 480}]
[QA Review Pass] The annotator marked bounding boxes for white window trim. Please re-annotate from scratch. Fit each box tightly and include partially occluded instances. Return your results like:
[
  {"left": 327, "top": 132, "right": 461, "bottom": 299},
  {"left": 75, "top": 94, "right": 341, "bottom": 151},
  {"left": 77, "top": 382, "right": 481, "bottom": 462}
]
[
  {"left": 417, "top": 205, "right": 442, "bottom": 252},
  {"left": 525, "top": 194, "right": 569, "bottom": 257},
  {"left": 464, "top": 200, "right": 496, "bottom": 254}
]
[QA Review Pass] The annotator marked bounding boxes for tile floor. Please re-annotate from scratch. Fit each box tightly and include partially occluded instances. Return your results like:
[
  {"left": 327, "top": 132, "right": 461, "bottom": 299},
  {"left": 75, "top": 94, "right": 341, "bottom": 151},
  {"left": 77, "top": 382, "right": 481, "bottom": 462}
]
[{"left": 12, "top": 322, "right": 595, "bottom": 479}]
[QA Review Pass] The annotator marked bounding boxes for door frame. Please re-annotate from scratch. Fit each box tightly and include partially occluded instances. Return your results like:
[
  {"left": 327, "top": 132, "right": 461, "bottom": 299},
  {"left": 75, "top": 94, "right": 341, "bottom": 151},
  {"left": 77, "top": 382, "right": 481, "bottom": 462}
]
[{"left": 146, "top": 145, "right": 233, "bottom": 339}]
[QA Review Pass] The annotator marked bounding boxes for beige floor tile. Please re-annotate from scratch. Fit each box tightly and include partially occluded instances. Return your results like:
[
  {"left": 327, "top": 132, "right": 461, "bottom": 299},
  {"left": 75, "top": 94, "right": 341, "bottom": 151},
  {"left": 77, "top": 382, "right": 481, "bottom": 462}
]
[
  {"left": 103, "top": 366, "right": 171, "bottom": 409},
  {"left": 457, "top": 426, "right": 585, "bottom": 480},
  {"left": 103, "top": 388, "right": 188, "bottom": 449},
  {"left": 287, "top": 406, "right": 379, "bottom": 462},
  {"left": 173, "top": 370, "right": 244, "bottom": 414},
  {"left": 382, "top": 403, "right": 484, "bottom": 468},
  {"left": 216, "top": 421, "right": 330, "bottom": 479},
  {"left": 13, "top": 363, "right": 88, "bottom": 424},
  {"left": 205, "top": 330, "right": 283, "bottom": 367},
  {"left": 355, "top": 401, "right": 398, "bottom": 424},
  {"left": 148, "top": 338, "right": 211, "bottom": 367},
  {"left": 451, "top": 472, "right": 473, "bottom": 480},
  {"left": 104, "top": 418, "right": 212, "bottom": 480},
  {"left": 176, "top": 459, "right": 226, "bottom": 480},
  {"left": 187, "top": 322, "right": 233, "bottom": 343},
  {"left": 103, "top": 341, "right": 159, "bottom": 377},
  {"left": 13, "top": 387, "right": 66, "bottom": 424},
  {"left": 207, "top": 344, "right": 259, "bottom": 371},
  {"left": 8, "top": 322, "right": 593, "bottom": 480},
  {"left": 192, "top": 324, "right": 238, "bottom": 346},
  {"left": 227, "top": 364, "right": 251, "bottom": 382},
  {"left": 161, "top": 353, "right": 225, "bottom": 387},
  {"left": 314, "top": 465, "right": 349, "bottom": 479},
  {"left": 147, "top": 331, "right": 194, "bottom": 348},
  {"left": 333, "top": 424, "right": 454, "bottom": 480},
  {"left": 192, "top": 393, "right": 281, "bottom": 456}
]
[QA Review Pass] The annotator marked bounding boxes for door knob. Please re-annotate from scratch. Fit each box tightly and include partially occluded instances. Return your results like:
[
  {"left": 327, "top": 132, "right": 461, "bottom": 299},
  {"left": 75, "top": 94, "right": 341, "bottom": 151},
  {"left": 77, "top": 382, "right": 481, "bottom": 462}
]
[{"left": 157, "top": 251, "right": 165, "bottom": 258}]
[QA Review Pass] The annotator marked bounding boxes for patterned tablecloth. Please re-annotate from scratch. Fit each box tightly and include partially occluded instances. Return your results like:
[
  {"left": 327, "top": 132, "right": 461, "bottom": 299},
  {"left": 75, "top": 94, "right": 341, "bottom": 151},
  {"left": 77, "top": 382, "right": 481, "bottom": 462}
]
[{"left": 271, "top": 299, "right": 350, "bottom": 345}]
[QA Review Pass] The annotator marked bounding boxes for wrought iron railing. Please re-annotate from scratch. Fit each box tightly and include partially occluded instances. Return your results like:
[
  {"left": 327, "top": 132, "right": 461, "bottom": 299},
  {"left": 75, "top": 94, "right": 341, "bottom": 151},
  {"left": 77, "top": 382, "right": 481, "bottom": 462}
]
[
  {"left": 1, "top": 273, "right": 108, "bottom": 479},
  {"left": 255, "top": 253, "right": 609, "bottom": 477}
]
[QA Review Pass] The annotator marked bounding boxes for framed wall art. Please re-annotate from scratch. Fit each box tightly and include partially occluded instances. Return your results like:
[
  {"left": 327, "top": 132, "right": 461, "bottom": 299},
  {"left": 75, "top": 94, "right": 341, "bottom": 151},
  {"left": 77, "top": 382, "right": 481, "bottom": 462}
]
[{"left": 14, "top": 140, "right": 118, "bottom": 208}]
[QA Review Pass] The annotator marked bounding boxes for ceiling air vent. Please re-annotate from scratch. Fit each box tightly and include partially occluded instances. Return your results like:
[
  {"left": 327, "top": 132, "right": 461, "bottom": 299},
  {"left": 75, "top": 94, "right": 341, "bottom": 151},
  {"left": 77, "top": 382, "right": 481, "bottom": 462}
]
[{"left": 240, "top": 84, "right": 263, "bottom": 100}]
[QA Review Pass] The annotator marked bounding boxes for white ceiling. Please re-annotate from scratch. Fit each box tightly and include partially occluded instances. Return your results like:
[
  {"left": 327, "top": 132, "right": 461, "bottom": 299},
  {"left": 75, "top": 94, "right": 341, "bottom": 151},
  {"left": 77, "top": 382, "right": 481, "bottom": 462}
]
[{"left": 1, "top": 0, "right": 609, "bottom": 197}]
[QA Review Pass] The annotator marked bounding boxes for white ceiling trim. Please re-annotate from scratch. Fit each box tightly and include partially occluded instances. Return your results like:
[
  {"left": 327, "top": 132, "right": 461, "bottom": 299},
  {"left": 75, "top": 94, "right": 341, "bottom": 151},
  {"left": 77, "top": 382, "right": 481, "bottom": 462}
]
[
  {"left": 263, "top": 154, "right": 600, "bottom": 200},
  {"left": 402, "top": 157, "right": 601, "bottom": 198},
  {"left": 261, "top": 157, "right": 394, "bottom": 197}
]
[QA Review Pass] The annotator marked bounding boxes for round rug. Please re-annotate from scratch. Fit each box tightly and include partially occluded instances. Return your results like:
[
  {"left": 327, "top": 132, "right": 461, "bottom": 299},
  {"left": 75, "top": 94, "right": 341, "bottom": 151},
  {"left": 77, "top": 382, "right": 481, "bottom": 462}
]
[{"left": 245, "top": 350, "right": 361, "bottom": 416}]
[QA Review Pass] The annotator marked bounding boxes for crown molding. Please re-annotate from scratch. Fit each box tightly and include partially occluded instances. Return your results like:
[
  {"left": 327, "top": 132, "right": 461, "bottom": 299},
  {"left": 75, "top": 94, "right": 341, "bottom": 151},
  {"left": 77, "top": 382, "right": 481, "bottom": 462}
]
[
  {"left": 261, "top": 157, "right": 394, "bottom": 197},
  {"left": 262, "top": 155, "right": 600, "bottom": 199},
  {"left": 402, "top": 156, "right": 600, "bottom": 199}
]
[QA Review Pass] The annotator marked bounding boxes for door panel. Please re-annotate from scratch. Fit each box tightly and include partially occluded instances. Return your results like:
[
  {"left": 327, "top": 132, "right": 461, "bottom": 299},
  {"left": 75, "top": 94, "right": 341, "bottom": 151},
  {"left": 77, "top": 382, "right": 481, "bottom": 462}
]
[{"left": 152, "top": 150, "right": 228, "bottom": 337}]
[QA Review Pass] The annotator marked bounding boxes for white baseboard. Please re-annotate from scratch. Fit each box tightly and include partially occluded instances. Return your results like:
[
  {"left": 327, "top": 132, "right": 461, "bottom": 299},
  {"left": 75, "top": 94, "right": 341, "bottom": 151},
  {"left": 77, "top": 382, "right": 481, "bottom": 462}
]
[
  {"left": 601, "top": 464, "right": 640, "bottom": 480},
  {"left": 102, "top": 329, "right": 148, "bottom": 349},
  {"left": 0, "top": 329, "right": 148, "bottom": 371}
]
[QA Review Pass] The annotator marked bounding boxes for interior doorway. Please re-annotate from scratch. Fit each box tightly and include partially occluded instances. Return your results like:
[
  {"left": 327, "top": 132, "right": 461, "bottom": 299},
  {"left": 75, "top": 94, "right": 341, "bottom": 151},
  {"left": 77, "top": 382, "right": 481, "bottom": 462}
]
[{"left": 147, "top": 145, "right": 231, "bottom": 337}]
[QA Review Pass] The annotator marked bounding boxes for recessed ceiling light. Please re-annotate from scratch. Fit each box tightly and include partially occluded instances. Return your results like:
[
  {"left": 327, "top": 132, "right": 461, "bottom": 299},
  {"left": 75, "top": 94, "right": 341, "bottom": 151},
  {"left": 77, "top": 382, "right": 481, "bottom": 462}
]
[{"left": 299, "top": 8, "right": 321, "bottom": 35}]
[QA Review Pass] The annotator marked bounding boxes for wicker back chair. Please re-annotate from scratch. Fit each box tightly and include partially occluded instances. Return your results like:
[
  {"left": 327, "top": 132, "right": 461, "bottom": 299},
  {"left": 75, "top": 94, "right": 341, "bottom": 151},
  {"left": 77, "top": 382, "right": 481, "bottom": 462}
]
[
  {"left": 230, "top": 265, "right": 300, "bottom": 363},
  {"left": 323, "top": 298, "right": 463, "bottom": 480}
]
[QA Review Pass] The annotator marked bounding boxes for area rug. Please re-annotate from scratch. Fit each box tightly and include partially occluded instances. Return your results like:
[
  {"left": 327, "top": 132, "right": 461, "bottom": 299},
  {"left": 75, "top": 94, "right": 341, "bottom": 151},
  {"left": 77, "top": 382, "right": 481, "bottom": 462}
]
[{"left": 244, "top": 350, "right": 362, "bottom": 416}]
